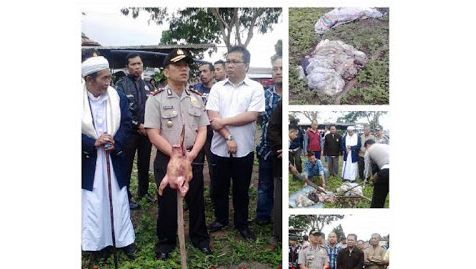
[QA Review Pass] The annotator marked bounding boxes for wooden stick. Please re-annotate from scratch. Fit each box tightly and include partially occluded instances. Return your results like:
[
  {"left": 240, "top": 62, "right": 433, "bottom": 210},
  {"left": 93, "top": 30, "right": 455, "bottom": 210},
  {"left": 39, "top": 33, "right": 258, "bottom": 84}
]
[
  {"left": 177, "top": 192, "right": 187, "bottom": 269},
  {"left": 105, "top": 150, "right": 118, "bottom": 269}
]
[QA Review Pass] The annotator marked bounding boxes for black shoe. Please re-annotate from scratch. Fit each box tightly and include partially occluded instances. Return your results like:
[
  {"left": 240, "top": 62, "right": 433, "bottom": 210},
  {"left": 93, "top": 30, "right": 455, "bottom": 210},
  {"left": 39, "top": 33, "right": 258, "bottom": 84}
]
[
  {"left": 156, "top": 251, "right": 170, "bottom": 260},
  {"left": 238, "top": 228, "right": 256, "bottom": 241},
  {"left": 94, "top": 246, "right": 111, "bottom": 262},
  {"left": 208, "top": 221, "right": 227, "bottom": 232},
  {"left": 200, "top": 246, "right": 213, "bottom": 255},
  {"left": 129, "top": 202, "right": 140, "bottom": 210},
  {"left": 255, "top": 218, "right": 271, "bottom": 226},
  {"left": 122, "top": 243, "right": 137, "bottom": 260}
]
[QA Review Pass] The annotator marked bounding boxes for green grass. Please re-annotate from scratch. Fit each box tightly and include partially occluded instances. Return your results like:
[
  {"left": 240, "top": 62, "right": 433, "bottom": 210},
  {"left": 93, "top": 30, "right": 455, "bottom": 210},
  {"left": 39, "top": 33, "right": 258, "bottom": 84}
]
[
  {"left": 289, "top": 8, "right": 389, "bottom": 105},
  {"left": 289, "top": 156, "right": 389, "bottom": 208},
  {"left": 82, "top": 155, "right": 281, "bottom": 268}
]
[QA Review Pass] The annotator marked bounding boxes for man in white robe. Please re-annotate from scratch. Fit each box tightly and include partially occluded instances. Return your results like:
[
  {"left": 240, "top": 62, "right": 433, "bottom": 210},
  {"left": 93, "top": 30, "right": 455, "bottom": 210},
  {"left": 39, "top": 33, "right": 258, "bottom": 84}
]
[
  {"left": 81, "top": 56, "right": 136, "bottom": 259},
  {"left": 341, "top": 126, "right": 361, "bottom": 182}
]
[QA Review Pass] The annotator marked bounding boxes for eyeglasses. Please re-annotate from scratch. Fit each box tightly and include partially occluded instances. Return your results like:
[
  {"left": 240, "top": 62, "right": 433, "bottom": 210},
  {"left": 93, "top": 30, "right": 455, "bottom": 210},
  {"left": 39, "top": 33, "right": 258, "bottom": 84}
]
[{"left": 225, "top": 60, "right": 247, "bottom": 65}]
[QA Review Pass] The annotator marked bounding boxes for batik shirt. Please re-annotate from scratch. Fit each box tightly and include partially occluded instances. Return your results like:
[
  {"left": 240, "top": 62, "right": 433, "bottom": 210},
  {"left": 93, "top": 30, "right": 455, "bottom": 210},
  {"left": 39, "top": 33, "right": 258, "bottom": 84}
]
[{"left": 255, "top": 86, "right": 281, "bottom": 160}]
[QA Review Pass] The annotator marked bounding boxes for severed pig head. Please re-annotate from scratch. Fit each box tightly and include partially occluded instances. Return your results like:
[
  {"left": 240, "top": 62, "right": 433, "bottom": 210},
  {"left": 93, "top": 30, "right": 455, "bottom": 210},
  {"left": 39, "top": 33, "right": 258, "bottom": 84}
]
[{"left": 158, "top": 126, "right": 193, "bottom": 197}]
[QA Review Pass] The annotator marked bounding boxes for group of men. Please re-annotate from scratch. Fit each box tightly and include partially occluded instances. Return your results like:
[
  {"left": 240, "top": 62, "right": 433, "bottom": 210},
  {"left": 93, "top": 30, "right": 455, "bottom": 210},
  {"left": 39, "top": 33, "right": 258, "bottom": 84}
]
[
  {"left": 289, "top": 229, "right": 389, "bottom": 269},
  {"left": 289, "top": 122, "right": 390, "bottom": 208},
  {"left": 81, "top": 45, "right": 283, "bottom": 261}
]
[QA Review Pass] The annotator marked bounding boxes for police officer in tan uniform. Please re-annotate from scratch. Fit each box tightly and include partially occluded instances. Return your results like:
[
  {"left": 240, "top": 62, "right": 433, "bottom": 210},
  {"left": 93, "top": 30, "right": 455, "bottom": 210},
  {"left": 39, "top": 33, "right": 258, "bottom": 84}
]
[
  {"left": 298, "top": 228, "right": 329, "bottom": 269},
  {"left": 144, "top": 49, "right": 212, "bottom": 260}
]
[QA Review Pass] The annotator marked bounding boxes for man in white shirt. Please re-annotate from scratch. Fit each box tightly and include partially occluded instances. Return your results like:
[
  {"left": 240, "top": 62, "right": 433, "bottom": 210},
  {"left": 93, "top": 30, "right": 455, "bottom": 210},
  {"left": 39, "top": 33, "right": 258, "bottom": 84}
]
[{"left": 206, "top": 46, "right": 265, "bottom": 241}]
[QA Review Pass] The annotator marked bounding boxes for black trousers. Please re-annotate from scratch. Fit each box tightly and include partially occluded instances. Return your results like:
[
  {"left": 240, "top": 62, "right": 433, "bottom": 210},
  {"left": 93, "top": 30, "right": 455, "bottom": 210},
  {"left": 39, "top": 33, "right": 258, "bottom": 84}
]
[
  {"left": 202, "top": 126, "right": 217, "bottom": 212},
  {"left": 370, "top": 168, "right": 389, "bottom": 208},
  {"left": 211, "top": 152, "right": 254, "bottom": 230},
  {"left": 358, "top": 156, "right": 365, "bottom": 180},
  {"left": 124, "top": 133, "right": 152, "bottom": 200},
  {"left": 154, "top": 150, "right": 209, "bottom": 253}
]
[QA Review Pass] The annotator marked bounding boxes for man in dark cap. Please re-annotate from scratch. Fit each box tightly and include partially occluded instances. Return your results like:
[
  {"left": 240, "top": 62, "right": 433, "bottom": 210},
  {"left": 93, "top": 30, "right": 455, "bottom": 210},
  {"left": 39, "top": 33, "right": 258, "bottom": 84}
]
[
  {"left": 115, "top": 53, "right": 153, "bottom": 209},
  {"left": 144, "top": 49, "right": 212, "bottom": 260},
  {"left": 298, "top": 228, "right": 329, "bottom": 269}
]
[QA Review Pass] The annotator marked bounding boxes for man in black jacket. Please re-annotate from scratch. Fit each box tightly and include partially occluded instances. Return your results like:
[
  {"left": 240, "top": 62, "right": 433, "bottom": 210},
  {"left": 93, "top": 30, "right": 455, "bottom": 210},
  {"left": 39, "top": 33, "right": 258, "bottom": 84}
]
[
  {"left": 115, "top": 53, "right": 153, "bottom": 209},
  {"left": 323, "top": 125, "right": 342, "bottom": 177},
  {"left": 267, "top": 100, "right": 282, "bottom": 245}
]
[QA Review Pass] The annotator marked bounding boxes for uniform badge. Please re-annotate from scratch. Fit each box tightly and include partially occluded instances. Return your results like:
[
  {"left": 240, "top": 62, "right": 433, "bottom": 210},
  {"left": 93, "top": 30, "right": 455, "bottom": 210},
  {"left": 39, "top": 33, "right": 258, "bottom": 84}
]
[
  {"left": 145, "top": 85, "right": 150, "bottom": 91},
  {"left": 191, "top": 96, "right": 197, "bottom": 105},
  {"left": 172, "top": 110, "right": 178, "bottom": 116},
  {"left": 320, "top": 249, "right": 325, "bottom": 254}
]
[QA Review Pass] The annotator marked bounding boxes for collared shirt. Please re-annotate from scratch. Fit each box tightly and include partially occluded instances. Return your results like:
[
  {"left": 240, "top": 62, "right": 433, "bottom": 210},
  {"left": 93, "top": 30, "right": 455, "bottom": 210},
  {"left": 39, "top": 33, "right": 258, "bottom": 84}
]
[
  {"left": 144, "top": 85, "right": 209, "bottom": 149},
  {"left": 364, "top": 143, "right": 390, "bottom": 179},
  {"left": 256, "top": 85, "right": 281, "bottom": 160},
  {"left": 115, "top": 74, "right": 151, "bottom": 127},
  {"left": 298, "top": 243, "right": 328, "bottom": 269},
  {"left": 307, "top": 129, "right": 322, "bottom": 152},
  {"left": 195, "top": 82, "right": 212, "bottom": 106},
  {"left": 324, "top": 133, "right": 342, "bottom": 157},
  {"left": 205, "top": 76, "right": 265, "bottom": 157},
  {"left": 359, "top": 134, "right": 376, "bottom": 157},
  {"left": 303, "top": 159, "right": 325, "bottom": 178},
  {"left": 337, "top": 247, "right": 364, "bottom": 269},
  {"left": 364, "top": 246, "right": 387, "bottom": 269},
  {"left": 290, "top": 128, "right": 304, "bottom": 150},
  {"left": 325, "top": 245, "right": 342, "bottom": 269}
]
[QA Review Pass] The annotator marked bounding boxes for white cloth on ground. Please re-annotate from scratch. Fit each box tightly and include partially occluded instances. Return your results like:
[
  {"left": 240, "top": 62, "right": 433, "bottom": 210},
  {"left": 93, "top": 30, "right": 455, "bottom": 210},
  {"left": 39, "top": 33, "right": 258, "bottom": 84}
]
[{"left": 82, "top": 91, "right": 135, "bottom": 251}]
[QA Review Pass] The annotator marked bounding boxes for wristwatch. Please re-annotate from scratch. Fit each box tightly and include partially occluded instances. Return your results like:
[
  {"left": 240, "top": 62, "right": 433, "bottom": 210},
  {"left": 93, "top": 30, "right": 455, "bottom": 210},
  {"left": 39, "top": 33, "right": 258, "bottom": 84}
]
[{"left": 225, "top": 134, "right": 234, "bottom": 141}]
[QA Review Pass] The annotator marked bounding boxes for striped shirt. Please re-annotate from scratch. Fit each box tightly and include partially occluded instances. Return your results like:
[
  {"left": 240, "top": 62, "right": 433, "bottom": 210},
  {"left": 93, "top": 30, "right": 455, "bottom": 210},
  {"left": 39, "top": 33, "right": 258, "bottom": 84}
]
[
  {"left": 325, "top": 245, "right": 342, "bottom": 269},
  {"left": 256, "top": 86, "right": 281, "bottom": 160}
]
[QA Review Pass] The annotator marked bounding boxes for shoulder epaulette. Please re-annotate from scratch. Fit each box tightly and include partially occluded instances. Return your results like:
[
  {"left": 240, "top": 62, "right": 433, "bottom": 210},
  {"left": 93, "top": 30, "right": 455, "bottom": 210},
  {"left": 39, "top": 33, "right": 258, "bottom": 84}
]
[
  {"left": 189, "top": 89, "right": 202, "bottom": 96},
  {"left": 151, "top": 88, "right": 165, "bottom": 96},
  {"left": 302, "top": 246, "right": 308, "bottom": 250}
]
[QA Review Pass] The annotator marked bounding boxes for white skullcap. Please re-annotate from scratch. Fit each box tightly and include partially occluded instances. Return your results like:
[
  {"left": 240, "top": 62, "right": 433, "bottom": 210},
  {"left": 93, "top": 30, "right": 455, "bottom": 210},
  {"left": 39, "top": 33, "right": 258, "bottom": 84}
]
[
  {"left": 347, "top": 126, "right": 355, "bottom": 131},
  {"left": 82, "top": 56, "right": 109, "bottom": 77}
]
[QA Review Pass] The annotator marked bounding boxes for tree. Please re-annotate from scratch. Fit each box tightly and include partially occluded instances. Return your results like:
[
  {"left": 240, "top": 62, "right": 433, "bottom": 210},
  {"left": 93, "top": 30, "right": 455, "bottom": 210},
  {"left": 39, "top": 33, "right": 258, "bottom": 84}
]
[
  {"left": 289, "top": 112, "right": 300, "bottom": 124},
  {"left": 121, "top": 8, "right": 282, "bottom": 57},
  {"left": 315, "top": 215, "right": 345, "bottom": 232},
  {"left": 337, "top": 111, "right": 387, "bottom": 129},
  {"left": 274, "top": 39, "right": 282, "bottom": 56},
  {"left": 289, "top": 215, "right": 318, "bottom": 232},
  {"left": 289, "top": 215, "right": 345, "bottom": 235},
  {"left": 295, "top": 111, "right": 319, "bottom": 123},
  {"left": 332, "top": 224, "right": 346, "bottom": 240}
]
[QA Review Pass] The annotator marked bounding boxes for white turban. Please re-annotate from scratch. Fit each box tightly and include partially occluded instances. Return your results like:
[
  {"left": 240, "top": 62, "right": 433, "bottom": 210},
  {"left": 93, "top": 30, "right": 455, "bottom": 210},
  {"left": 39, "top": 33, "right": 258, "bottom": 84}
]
[
  {"left": 82, "top": 56, "right": 109, "bottom": 77},
  {"left": 347, "top": 126, "right": 355, "bottom": 131}
]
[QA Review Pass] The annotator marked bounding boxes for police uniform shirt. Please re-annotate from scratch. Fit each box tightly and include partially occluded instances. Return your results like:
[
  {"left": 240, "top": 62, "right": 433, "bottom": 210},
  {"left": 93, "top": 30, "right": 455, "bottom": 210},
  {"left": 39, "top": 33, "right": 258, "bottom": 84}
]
[
  {"left": 144, "top": 85, "right": 209, "bottom": 149},
  {"left": 298, "top": 243, "right": 328, "bottom": 269}
]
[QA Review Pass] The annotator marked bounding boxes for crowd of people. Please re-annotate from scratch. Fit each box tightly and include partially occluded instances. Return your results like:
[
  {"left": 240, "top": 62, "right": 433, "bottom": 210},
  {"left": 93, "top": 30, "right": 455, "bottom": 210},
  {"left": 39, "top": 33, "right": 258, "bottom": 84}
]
[
  {"left": 289, "top": 121, "right": 390, "bottom": 208},
  {"left": 81, "top": 46, "right": 283, "bottom": 261},
  {"left": 289, "top": 229, "right": 390, "bottom": 269}
]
